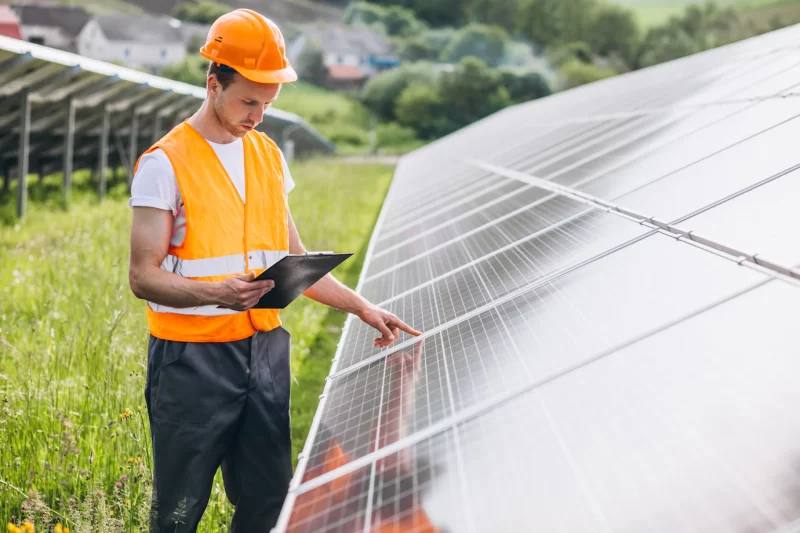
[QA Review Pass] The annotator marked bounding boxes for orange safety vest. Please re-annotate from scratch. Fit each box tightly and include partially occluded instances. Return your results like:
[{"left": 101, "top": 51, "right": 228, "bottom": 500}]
[{"left": 134, "top": 121, "right": 289, "bottom": 343}]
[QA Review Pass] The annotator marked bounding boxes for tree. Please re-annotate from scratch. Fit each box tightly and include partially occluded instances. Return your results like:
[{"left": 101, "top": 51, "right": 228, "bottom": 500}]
[
  {"left": 587, "top": 4, "right": 639, "bottom": 66},
  {"left": 346, "top": 2, "right": 424, "bottom": 37},
  {"left": 344, "top": 2, "right": 384, "bottom": 26},
  {"left": 383, "top": 5, "right": 425, "bottom": 36},
  {"left": 499, "top": 68, "right": 551, "bottom": 103},
  {"left": 161, "top": 55, "right": 208, "bottom": 87},
  {"left": 560, "top": 0, "right": 598, "bottom": 44},
  {"left": 441, "top": 23, "right": 509, "bottom": 67},
  {"left": 467, "top": 0, "right": 520, "bottom": 33},
  {"left": 410, "top": 0, "right": 467, "bottom": 28},
  {"left": 548, "top": 41, "right": 593, "bottom": 68},
  {"left": 295, "top": 38, "right": 327, "bottom": 86},
  {"left": 438, "top": 56, "right": 512, "bottom": 127},
  {"left": 173, "top": 0, "right": 229, "bottom": 24},
  {"left": 361, "top": 62, "right": 439, "bottom": 121},
  {"left": 633, "top": 2, "right": 745, "bottom": 69},
  {"left": 394, "top": 83, "right": 451, "bottom": 139},
  {"left": 517, "top": 0, "right": 563, "bottom": 48},
  {"left": 559, "top": 58, "right": 616, "bottom": 89},
  {"left": 398, "top": 34, "right": 438, "bottom": 61}
]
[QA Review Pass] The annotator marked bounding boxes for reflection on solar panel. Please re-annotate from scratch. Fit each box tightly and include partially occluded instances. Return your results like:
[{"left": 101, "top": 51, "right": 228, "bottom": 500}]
[{"left": 274, "top": 25, "right": 800, "bottom": 533}]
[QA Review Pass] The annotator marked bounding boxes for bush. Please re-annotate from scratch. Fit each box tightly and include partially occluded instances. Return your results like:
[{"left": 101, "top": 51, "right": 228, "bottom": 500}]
[
  {"left": 344, "top": 2, "right": 384, "bottom": 26},
  {"left": 345, "top": 1, "right": 425, "bottom": 37},
  {"left": 499, "top": 67, "right": 551, "bottom": 103},
  {"left": 548, "top": 41, "right": 593, "bottom": 68},
  {"left": 327, "top": 123, "right": 371, "bottom": 147},
  {"left": 438, "top": 56, "right": 512, "bottom": 126},
  {"left": 376, "top": 122, "right": 418, "bottom": 147},
  {"left": 394, "top": 83, "right": 452, "bottom": 139},
  {"left": 559, "top": 58, "right": 616, "bottom": 89},
  {"left": 424, "top": 27, "right": 457, "bottom": 51},
  {"left": 160, "top": 55, "right": 208, "bottom": 87},
  {"left": 361, "top": 62, "right": 439, "bottom": 121},
  {"left": 441, "top": 23, "right": 509, "bottom": 67},
  {"left": 397, "top": 34, "right": 438, "bottom": 61},
  {"left": 173, "top": 0, "right": 229, "bottom": 24},
  {"left": 587, "top": 3, "right": 640, "bottom": 67},
  {"left": 295, "top": 38, "right": 327, "bottom": 86}
]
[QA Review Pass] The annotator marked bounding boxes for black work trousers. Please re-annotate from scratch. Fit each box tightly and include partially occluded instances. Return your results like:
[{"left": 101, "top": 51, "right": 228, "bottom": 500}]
[{"left": 144, "top": 327, "right": 293, "bottom": 533}]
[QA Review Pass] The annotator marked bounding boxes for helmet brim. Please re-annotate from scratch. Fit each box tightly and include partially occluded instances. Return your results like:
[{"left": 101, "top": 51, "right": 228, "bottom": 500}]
[
  {"left": 237, "top": 65, "right": 298, "bottom": 84},
  {"left": 200, "top": 52, "right": 298, "bottom": 84}
]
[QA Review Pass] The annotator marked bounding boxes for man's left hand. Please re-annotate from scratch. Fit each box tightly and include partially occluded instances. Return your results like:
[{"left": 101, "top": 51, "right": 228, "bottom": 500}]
[{"left": 357, "top": 304, "right": 421, "bottom": 348}]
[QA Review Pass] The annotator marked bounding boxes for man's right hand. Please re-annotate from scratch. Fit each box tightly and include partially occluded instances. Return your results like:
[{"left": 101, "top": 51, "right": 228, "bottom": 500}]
[{"left": 216, "top": 272, "right": 275, "bottom": 311}]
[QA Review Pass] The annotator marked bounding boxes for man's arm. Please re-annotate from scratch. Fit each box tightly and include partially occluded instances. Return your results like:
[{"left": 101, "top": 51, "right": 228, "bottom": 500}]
[
  {"left": 128, "top": 206, "right": 274, "bottom": 311},
  {"left": 288, "top": 210, "right": 421, "bottom": 347}
]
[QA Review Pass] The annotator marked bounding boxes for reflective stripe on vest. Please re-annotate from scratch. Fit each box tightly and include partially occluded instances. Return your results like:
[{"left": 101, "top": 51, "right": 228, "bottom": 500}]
[
  {"left": 158, "top": 249, "right": 288, "bottom": 278},
  {"left": 149, "top": 249, "right": 288, "bottom": 316}
]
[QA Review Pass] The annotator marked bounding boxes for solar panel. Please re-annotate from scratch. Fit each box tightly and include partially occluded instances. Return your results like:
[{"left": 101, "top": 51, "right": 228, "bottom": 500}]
[{"left": 273, "top": 25, "right": 800, "bottom": 533}]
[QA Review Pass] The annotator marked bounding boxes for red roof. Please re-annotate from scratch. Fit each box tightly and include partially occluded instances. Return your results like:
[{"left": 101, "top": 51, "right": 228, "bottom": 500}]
[
  {"left": 0, "top": 6, "right": 21, "bottom": 40},
  {"left": 327, "top": 65, "right": 365, "bottom": 81}
]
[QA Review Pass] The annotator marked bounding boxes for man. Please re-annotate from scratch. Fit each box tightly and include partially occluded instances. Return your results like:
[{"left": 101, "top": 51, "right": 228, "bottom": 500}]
[{"left": 127, "top": 9, "right": 420, "bottom": 533}]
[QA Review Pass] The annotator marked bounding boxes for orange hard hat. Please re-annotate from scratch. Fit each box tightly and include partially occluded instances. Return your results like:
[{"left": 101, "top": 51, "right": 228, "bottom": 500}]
[{"left": 199, "top": 8, "right": 297, "bottom": 84}]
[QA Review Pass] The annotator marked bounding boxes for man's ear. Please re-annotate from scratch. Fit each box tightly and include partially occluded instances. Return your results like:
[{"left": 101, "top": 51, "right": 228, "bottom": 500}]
[{"left": 207, "top": 74, "right": 220, "bottom": 96}]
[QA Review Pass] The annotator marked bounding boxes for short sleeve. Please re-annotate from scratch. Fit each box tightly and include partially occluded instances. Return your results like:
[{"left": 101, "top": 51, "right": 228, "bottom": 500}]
[
  {"left": 279, "top": 149, "right": 295, "bottom": 195},
  {"left": 129, "top": 149, "right": 179, "bottom": 214}
]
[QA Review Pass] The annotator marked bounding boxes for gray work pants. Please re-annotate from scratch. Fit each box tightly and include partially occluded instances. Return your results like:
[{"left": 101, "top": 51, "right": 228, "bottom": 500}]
[{"left": 144, "top": 327, "right": 293, "bottom": 533}]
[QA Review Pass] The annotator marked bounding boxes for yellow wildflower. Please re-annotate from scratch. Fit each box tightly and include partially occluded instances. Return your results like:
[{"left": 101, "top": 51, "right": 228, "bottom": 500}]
[
  {"left": 54, "top": 525, "right": 64, "bottom": 533},
  {"left": 22, "top": 521, "right": 34, "bottom": 533},
  {"left": 8, "top": 523, "right": 20, "bottom": 533}
]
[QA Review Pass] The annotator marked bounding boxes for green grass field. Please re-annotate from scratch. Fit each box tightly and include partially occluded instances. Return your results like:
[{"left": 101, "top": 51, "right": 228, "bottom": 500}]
[
  {"left": 617, "top": 0, "right": 800, "bottom": 28},
  {"left": 274, "top": 81, "right": 376, "bottom": 155},
  {"left": 0, "top": 158, "right": 394, "bottom": 532}
]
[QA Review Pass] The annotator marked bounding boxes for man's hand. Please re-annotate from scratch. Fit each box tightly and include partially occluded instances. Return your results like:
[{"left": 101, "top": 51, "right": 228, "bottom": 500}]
[
  {"left": 357, "top": 303, "right": 422, "bottom": 348},
  {"left": 216, "top": 272, "right": 275, "bottom": 311}
]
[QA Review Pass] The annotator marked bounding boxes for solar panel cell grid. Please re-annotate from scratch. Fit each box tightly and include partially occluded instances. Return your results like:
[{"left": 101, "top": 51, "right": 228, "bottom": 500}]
[
  {"left": 276, "top": 26, "right": 800, "bottom": 533},
  {"left": 304, "top": 232, "right": 769, "bottom": 480}
]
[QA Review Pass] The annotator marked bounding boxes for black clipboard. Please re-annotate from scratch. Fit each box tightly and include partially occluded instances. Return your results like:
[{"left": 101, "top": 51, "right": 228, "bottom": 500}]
[{"left": 251, "top": 252, "right": 353, "bottom": 309}]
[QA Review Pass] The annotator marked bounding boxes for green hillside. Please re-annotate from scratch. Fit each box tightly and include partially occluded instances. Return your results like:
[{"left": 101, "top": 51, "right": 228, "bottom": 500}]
[{"left": 616, "top": 0, "right": 800, "bottom": 27}]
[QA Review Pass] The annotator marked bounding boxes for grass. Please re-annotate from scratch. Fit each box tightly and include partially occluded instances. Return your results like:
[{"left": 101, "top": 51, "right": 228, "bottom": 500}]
[
  {"left": 0, "top": 0, "right": 143, "bottom": 14},
  {"left": 275, "top": 81, "right": 376, "bottom": 155},
  {"left": 0, "top": 157, "right": 394, "bottom": 532},
  {"left": 616, "top": 0, "right": 800, "bottom": 28}
]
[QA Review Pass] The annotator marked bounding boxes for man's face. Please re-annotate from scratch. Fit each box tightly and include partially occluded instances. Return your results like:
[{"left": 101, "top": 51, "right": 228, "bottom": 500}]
[{"left": 210, "top": 73, "right": 282, "bottom": 138}]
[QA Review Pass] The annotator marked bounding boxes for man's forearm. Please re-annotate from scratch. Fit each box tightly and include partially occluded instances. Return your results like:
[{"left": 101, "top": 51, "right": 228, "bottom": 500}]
[
  {"left": 303, "top": 274, "right": 370, "bottom": 316},
  {"left": 130, "top": 265, "right": 222, "bottom": 308}
]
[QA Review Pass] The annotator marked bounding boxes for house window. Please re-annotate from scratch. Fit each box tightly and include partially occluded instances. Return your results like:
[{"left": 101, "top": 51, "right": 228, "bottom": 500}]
[{"left": 29, "top": 36, "right": 45, "bottom": 45}]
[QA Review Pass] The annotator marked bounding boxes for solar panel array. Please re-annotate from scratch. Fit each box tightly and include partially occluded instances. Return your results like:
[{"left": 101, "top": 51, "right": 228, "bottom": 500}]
[{"left": 274, "top": 24, "right": 800, "bottom": 533}]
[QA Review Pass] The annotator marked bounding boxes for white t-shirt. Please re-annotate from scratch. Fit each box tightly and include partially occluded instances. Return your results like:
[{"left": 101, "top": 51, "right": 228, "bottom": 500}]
[{"left": 129, "top": 137, "right": 295, "bottom": 247}]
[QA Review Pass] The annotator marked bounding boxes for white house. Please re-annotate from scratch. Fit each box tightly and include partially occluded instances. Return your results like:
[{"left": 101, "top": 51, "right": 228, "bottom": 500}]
[
  {"left": 76, "top": 14, "right": 186, "bottom": 73},
  {"left": 12, "top": 2, "right": 90, "bottom": 52},
  {"left": 288, "top": 23, "right": 399, "bottom": 89}
]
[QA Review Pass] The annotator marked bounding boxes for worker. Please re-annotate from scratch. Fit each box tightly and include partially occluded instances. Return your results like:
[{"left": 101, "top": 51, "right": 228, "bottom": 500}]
[{"left": 126, "top": 9, "right": 421, "bottom": 533}]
